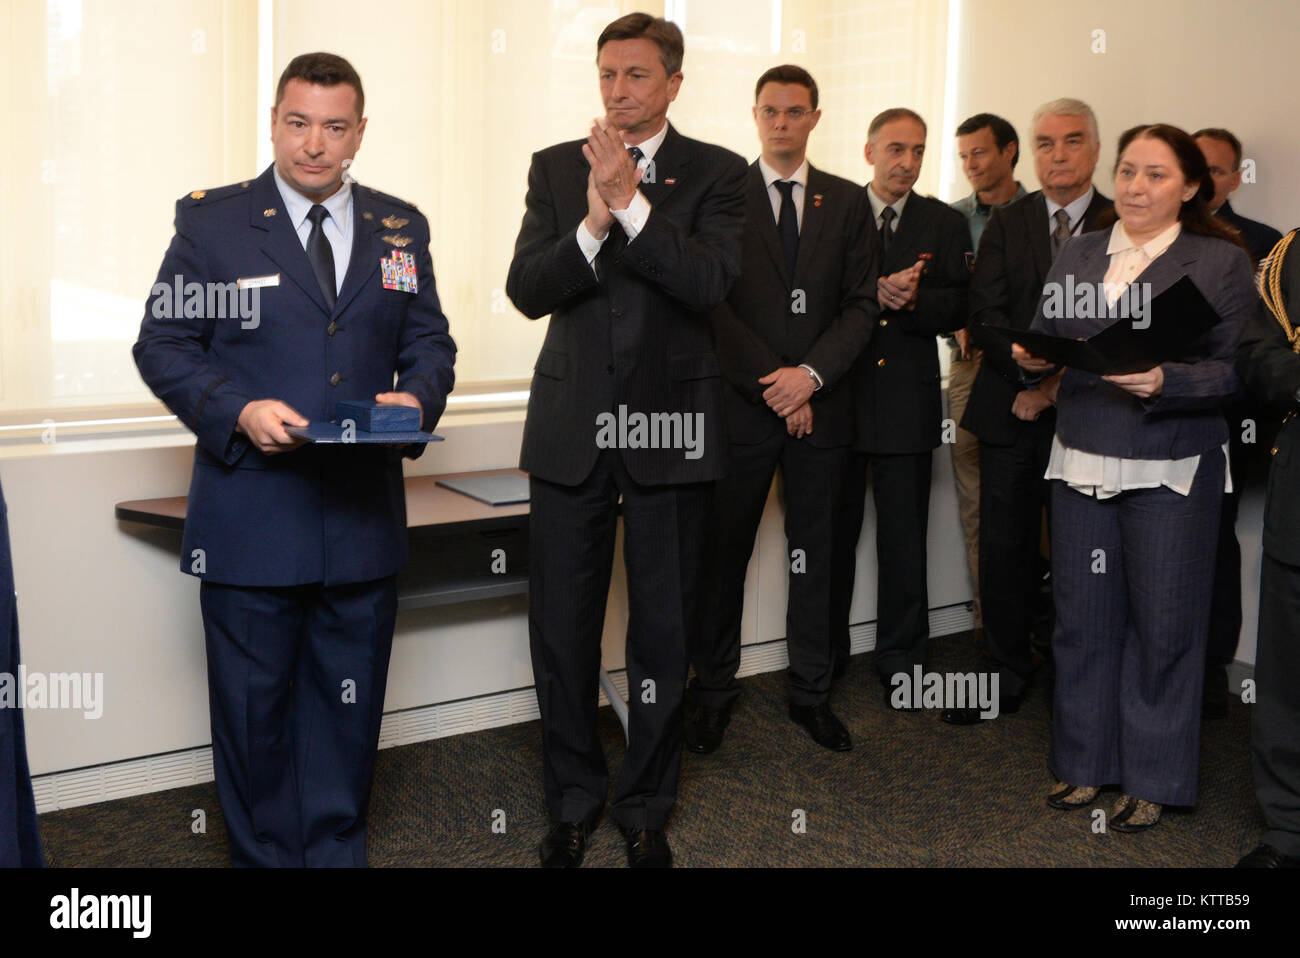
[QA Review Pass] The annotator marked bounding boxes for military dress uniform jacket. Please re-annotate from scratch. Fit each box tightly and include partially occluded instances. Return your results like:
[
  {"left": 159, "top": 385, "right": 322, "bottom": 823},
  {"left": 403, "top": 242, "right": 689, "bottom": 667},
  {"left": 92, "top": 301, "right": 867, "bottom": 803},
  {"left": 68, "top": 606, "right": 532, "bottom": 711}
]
[
  {"left": 133, "top": 165, "right": 457, "bottom": 587},
  {"left": 851, "top": 191, "right": 972, "bottom": 454}
]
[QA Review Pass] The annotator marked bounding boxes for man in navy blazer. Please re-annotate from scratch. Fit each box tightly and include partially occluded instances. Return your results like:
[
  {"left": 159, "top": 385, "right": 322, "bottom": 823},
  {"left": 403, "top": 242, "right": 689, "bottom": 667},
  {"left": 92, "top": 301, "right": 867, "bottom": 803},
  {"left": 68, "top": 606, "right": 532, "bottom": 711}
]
[
  {"left": 133, "top": 53, "right": 456, "bottom": 866},
  {"left": 955, "top": 99, "right": 1112, "bottom": 724}
]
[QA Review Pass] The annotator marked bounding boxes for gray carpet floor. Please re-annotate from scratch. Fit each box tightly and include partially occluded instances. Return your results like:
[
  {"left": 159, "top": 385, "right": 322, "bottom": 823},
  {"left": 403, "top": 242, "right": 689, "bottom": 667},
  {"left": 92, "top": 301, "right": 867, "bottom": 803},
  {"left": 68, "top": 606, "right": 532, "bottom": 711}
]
[{"left": 37, "top": 633, "right": 1264, "bottom": 867}]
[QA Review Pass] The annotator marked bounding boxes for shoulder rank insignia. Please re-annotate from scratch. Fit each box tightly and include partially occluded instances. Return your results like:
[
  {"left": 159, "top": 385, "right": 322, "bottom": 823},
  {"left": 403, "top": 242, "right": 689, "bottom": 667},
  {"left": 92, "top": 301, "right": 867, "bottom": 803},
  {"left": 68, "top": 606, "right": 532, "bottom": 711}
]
[
  {"left": 190, "top": 190, "right": 206, "bottom": 200},
  {"left": 382, "top": 233, "right": 413, "bottom": 248},
  {"left": 381, "top": 215, "right": 409, "bottom": 229}
]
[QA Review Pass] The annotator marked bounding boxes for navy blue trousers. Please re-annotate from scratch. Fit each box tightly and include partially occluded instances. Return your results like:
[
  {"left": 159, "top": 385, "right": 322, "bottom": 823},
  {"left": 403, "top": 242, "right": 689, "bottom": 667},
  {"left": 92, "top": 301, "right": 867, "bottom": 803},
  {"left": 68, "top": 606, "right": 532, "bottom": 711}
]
[
  {"left": 1252, "top": 553, "right": 1300, "bottom": 856},
  {"left": 200, "top": 577, "right": 397, "bottom": 867},
  {"left": 1049, "top": 452, "right": 1223, "bottom": 806},
  {"left": 1, "top": 477, "right": 42, "bottom": 867}
]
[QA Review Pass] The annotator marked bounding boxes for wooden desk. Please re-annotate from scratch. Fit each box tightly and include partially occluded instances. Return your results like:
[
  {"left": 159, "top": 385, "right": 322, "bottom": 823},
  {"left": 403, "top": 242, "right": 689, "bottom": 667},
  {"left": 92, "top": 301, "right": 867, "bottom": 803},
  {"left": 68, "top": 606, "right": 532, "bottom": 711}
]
[
  {"left": 116, "top": 468, "right": 532, "bottom": 609},
  {"left": 116, "top": 467, "right": 632, "bottom": 736}
]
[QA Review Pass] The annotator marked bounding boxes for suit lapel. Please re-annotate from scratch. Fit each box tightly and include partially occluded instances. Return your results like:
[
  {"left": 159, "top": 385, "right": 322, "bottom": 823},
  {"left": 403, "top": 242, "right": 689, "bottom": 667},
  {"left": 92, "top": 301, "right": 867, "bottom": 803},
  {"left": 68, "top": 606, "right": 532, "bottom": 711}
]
[
  {"left": 251, "top": 168, "right": 330, "bottom": 316},
  {"left": 748, "top": 163, "right": 790, "bottom": 286},
  {"left": 639, "top": 122, "right": 692, "bottom": 210},
  {"left": 1131, "top": 231, "right": 1198, "bottom": 302},
  {"left": 791, "top": 166, "right": 827, "bottom": 284},
  {"left": 1027, "top": 193, "right": 1053, "bottom": 284},
  {"left": 888, "top": 192, "right": 925, "bottom": 270},
  {"left": 333, "top": 192, "right": 387, "bottom": 318},
  {"left": 1083, "top": 190, "right": 1113, "bottom": 232}
]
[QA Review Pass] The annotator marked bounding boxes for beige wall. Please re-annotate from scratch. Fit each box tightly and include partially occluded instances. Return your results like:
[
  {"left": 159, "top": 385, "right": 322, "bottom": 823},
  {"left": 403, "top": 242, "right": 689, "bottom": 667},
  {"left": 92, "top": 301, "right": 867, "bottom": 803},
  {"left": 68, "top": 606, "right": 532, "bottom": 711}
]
[
  {"left": 948, "top": 0, "right": 1288, "bottom": 660},
  {"left": 945, "top": 0, "right": 1298, "bottom": 233}
]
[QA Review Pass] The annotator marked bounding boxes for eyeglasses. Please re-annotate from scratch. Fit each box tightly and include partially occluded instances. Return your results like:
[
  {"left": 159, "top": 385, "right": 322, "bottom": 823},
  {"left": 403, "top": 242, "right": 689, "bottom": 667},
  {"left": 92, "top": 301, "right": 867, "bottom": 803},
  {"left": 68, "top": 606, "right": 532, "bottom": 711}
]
[{"left": 758, "top": 106, "right": 814, "bottom": 121}]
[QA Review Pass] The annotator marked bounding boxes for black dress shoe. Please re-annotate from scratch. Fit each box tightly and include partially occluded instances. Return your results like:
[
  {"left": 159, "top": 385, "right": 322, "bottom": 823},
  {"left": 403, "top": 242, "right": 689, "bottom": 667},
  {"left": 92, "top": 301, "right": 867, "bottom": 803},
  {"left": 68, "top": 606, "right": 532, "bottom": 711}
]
[
  {"left": 539, "top": 821, "right": 586, "bottom": 868},
  {"left": 622, "top": 827, "right": 672, "bottom": 868},
  {"left": 788, "top": 702, "right": 852, "bottom": 750},
  {"left": 685, "top": 703, "right": 732, "bottom": 754},
  {"left": 1236, "top": 843, "right": 1300, "bottom": 868}
]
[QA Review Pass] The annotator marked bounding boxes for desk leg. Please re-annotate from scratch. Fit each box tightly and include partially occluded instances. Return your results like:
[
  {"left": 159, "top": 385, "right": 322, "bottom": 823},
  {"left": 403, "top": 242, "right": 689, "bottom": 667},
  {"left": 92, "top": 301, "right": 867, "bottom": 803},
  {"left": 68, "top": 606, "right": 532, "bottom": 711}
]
[{"left": 598, "top": 668, "right": 630, "bottom": 742}]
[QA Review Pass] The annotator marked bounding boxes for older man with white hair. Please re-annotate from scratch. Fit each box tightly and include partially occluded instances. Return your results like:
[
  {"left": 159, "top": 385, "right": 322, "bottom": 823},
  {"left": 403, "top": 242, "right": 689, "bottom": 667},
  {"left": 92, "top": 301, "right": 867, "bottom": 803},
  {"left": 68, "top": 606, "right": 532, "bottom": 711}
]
[{"left": 950, "top": 98, "right": 1113, "bottom": 724}]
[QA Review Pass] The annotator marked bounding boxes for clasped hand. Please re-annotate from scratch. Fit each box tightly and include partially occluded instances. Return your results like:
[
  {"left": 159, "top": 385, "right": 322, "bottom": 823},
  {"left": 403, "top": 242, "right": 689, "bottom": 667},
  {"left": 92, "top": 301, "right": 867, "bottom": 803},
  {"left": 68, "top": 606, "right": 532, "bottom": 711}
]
[
  {"left": 582, "top": 118, "right": 644, "bottom": 239},
  {"left": 878, "top": 260, "right": 924, "bottom": 311}
]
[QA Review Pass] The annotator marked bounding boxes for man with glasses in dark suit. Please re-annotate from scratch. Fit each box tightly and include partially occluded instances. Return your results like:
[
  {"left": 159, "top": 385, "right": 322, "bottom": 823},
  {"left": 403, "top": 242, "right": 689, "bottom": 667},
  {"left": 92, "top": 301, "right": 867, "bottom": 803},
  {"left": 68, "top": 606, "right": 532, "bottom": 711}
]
[{"left": 687, "top": 65, "right": 876, "bottom": 755}]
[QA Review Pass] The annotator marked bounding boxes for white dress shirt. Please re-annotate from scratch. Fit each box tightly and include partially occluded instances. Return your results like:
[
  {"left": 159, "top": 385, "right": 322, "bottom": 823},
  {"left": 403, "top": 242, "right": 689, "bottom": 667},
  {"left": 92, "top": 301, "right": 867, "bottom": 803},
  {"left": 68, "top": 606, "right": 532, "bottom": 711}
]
[
  {"left": 576, "top": 120, "right": 669, "bottom": 267},
  {"left": 758, "top": 156, "right": 809, "bottom": 232},
  {"left": 866, "top": 182, "right": 908, "bottom": 233},
  {"left": 759, "top": 157, "right": 822, "bottom": 388},
  {"left": 273, "top": 165, "right": 353, "bottom": 294},
  {"left": 1044, "top": 185, "right": 1095, "bottom": 240},
  {"left": 1046, "top": 220, "right": 1232, "bottom": 498}
]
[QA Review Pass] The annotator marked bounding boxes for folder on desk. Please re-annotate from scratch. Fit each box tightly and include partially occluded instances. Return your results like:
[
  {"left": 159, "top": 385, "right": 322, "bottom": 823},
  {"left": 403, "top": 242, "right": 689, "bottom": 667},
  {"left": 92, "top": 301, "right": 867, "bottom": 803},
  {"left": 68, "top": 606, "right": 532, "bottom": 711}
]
[
  {"left": 982, "top": 275, "right": 1221, "bottom": 375},
  {"left": 436, "top": 474, "right": 530, "bottom": 506}
]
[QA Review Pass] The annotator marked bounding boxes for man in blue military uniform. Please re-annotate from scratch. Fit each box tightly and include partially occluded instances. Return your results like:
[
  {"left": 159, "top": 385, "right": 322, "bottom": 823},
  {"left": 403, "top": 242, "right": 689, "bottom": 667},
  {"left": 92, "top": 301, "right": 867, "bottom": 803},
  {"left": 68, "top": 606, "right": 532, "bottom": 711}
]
[{"left": 133, "top": 52, "right": 456, "bottom": 867}]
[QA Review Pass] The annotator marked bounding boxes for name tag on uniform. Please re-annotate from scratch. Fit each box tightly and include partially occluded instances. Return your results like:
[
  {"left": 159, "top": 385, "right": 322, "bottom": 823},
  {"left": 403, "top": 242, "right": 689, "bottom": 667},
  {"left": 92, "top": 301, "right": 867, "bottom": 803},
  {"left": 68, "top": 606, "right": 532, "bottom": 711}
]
[
  {"left": 236, "top": 273, "right": 280, "bottom": 290},
  {"left": 381, "top": 250, "right": 418, "bottom": 293}
]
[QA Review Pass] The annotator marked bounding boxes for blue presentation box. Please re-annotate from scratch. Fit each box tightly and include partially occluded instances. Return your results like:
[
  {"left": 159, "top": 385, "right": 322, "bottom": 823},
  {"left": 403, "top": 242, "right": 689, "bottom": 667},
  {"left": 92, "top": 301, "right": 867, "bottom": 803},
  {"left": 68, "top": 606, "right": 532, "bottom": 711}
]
[{"left": 333, "top": 400, "right": 421, "bottom": 433}]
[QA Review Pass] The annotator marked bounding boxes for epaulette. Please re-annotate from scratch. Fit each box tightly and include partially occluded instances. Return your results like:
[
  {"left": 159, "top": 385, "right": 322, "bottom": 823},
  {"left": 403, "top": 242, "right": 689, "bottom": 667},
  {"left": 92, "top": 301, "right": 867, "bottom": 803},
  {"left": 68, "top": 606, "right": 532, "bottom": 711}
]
[
  {"left": 357, "top": 183, "right": 419, "bottom": 213},
  {"left": 180, "top": 179, "right": 254, "bottom": 208}
]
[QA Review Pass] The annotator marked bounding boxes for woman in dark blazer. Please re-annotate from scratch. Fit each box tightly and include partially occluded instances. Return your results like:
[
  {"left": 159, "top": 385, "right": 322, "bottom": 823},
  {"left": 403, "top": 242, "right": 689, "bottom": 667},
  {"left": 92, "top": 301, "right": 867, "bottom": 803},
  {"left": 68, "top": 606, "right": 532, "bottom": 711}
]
[{"left": 1013, "top": 124, "right": 1255, "bottom": 831}]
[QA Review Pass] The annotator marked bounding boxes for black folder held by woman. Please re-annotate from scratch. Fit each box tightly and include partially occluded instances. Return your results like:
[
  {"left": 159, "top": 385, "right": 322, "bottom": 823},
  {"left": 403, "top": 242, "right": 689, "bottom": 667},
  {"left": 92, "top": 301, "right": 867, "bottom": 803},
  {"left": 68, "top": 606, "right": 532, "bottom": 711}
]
[{"left": 982, "top": 275, "right": 1221, "bottom": 375}]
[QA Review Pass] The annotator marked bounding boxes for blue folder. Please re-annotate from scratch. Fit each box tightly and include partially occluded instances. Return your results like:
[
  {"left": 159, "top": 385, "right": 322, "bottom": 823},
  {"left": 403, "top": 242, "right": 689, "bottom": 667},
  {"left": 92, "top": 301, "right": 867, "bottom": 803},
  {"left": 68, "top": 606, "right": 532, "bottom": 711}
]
[{"left": 285, "top": 423, "right": 443, "bottom": 444}]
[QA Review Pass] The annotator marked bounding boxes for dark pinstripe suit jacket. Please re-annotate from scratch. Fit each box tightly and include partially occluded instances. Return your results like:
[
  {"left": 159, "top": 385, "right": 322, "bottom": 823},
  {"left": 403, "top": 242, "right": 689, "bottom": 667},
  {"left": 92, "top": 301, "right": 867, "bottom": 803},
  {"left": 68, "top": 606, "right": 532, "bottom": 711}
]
[
  {"left": 506, "top": 123, "right": 748, "bottom": 486},
  {"left": 1031, "top": 227, "right": 1256, "bottom": 460}
]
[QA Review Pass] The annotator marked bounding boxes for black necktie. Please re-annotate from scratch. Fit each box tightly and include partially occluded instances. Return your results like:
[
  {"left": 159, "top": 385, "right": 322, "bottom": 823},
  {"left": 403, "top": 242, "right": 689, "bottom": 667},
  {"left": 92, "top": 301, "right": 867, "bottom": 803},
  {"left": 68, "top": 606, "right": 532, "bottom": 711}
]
[
  {"left": 879, "top": 205, "right": 896, "bottom": 259},
  {"left": 306, "top": 204, "right": 337, "bottom": 309},
  {"left": 774, "top": 180, "right": 799, "bottom": 278},
  {"left": 627, "top": 145, "right": 644, "bottom": 167}
]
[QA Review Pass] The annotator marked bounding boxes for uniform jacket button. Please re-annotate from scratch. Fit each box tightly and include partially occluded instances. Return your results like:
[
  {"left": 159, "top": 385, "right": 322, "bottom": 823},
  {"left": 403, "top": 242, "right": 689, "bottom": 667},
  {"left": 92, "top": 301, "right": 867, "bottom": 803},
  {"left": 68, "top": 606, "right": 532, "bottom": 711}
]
[{"left": 330, "top": 372, "right": 342, "bottom": 386}]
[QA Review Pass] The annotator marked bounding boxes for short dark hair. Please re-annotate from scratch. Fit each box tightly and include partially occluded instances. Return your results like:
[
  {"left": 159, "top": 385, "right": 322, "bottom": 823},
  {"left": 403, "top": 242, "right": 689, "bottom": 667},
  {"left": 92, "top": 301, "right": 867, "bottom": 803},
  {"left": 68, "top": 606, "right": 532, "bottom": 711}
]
[
  {"left": 955, "top": 112, "right": 1020, "bottom": 169},
  {"left": 275, "top": 52, "right": 365, "bottom": 119},
  {"left": 597, "top": 13, "right": 684, "bottom": 76},
  {"left": 868, "top": 107, "right": 926, "bottom": 142},
  {"left": 755, "top": 65, "right": 819, "bottom": 110},
  {"left": 1192, "top": 127, "right": 1243, "bottom": 170}
]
